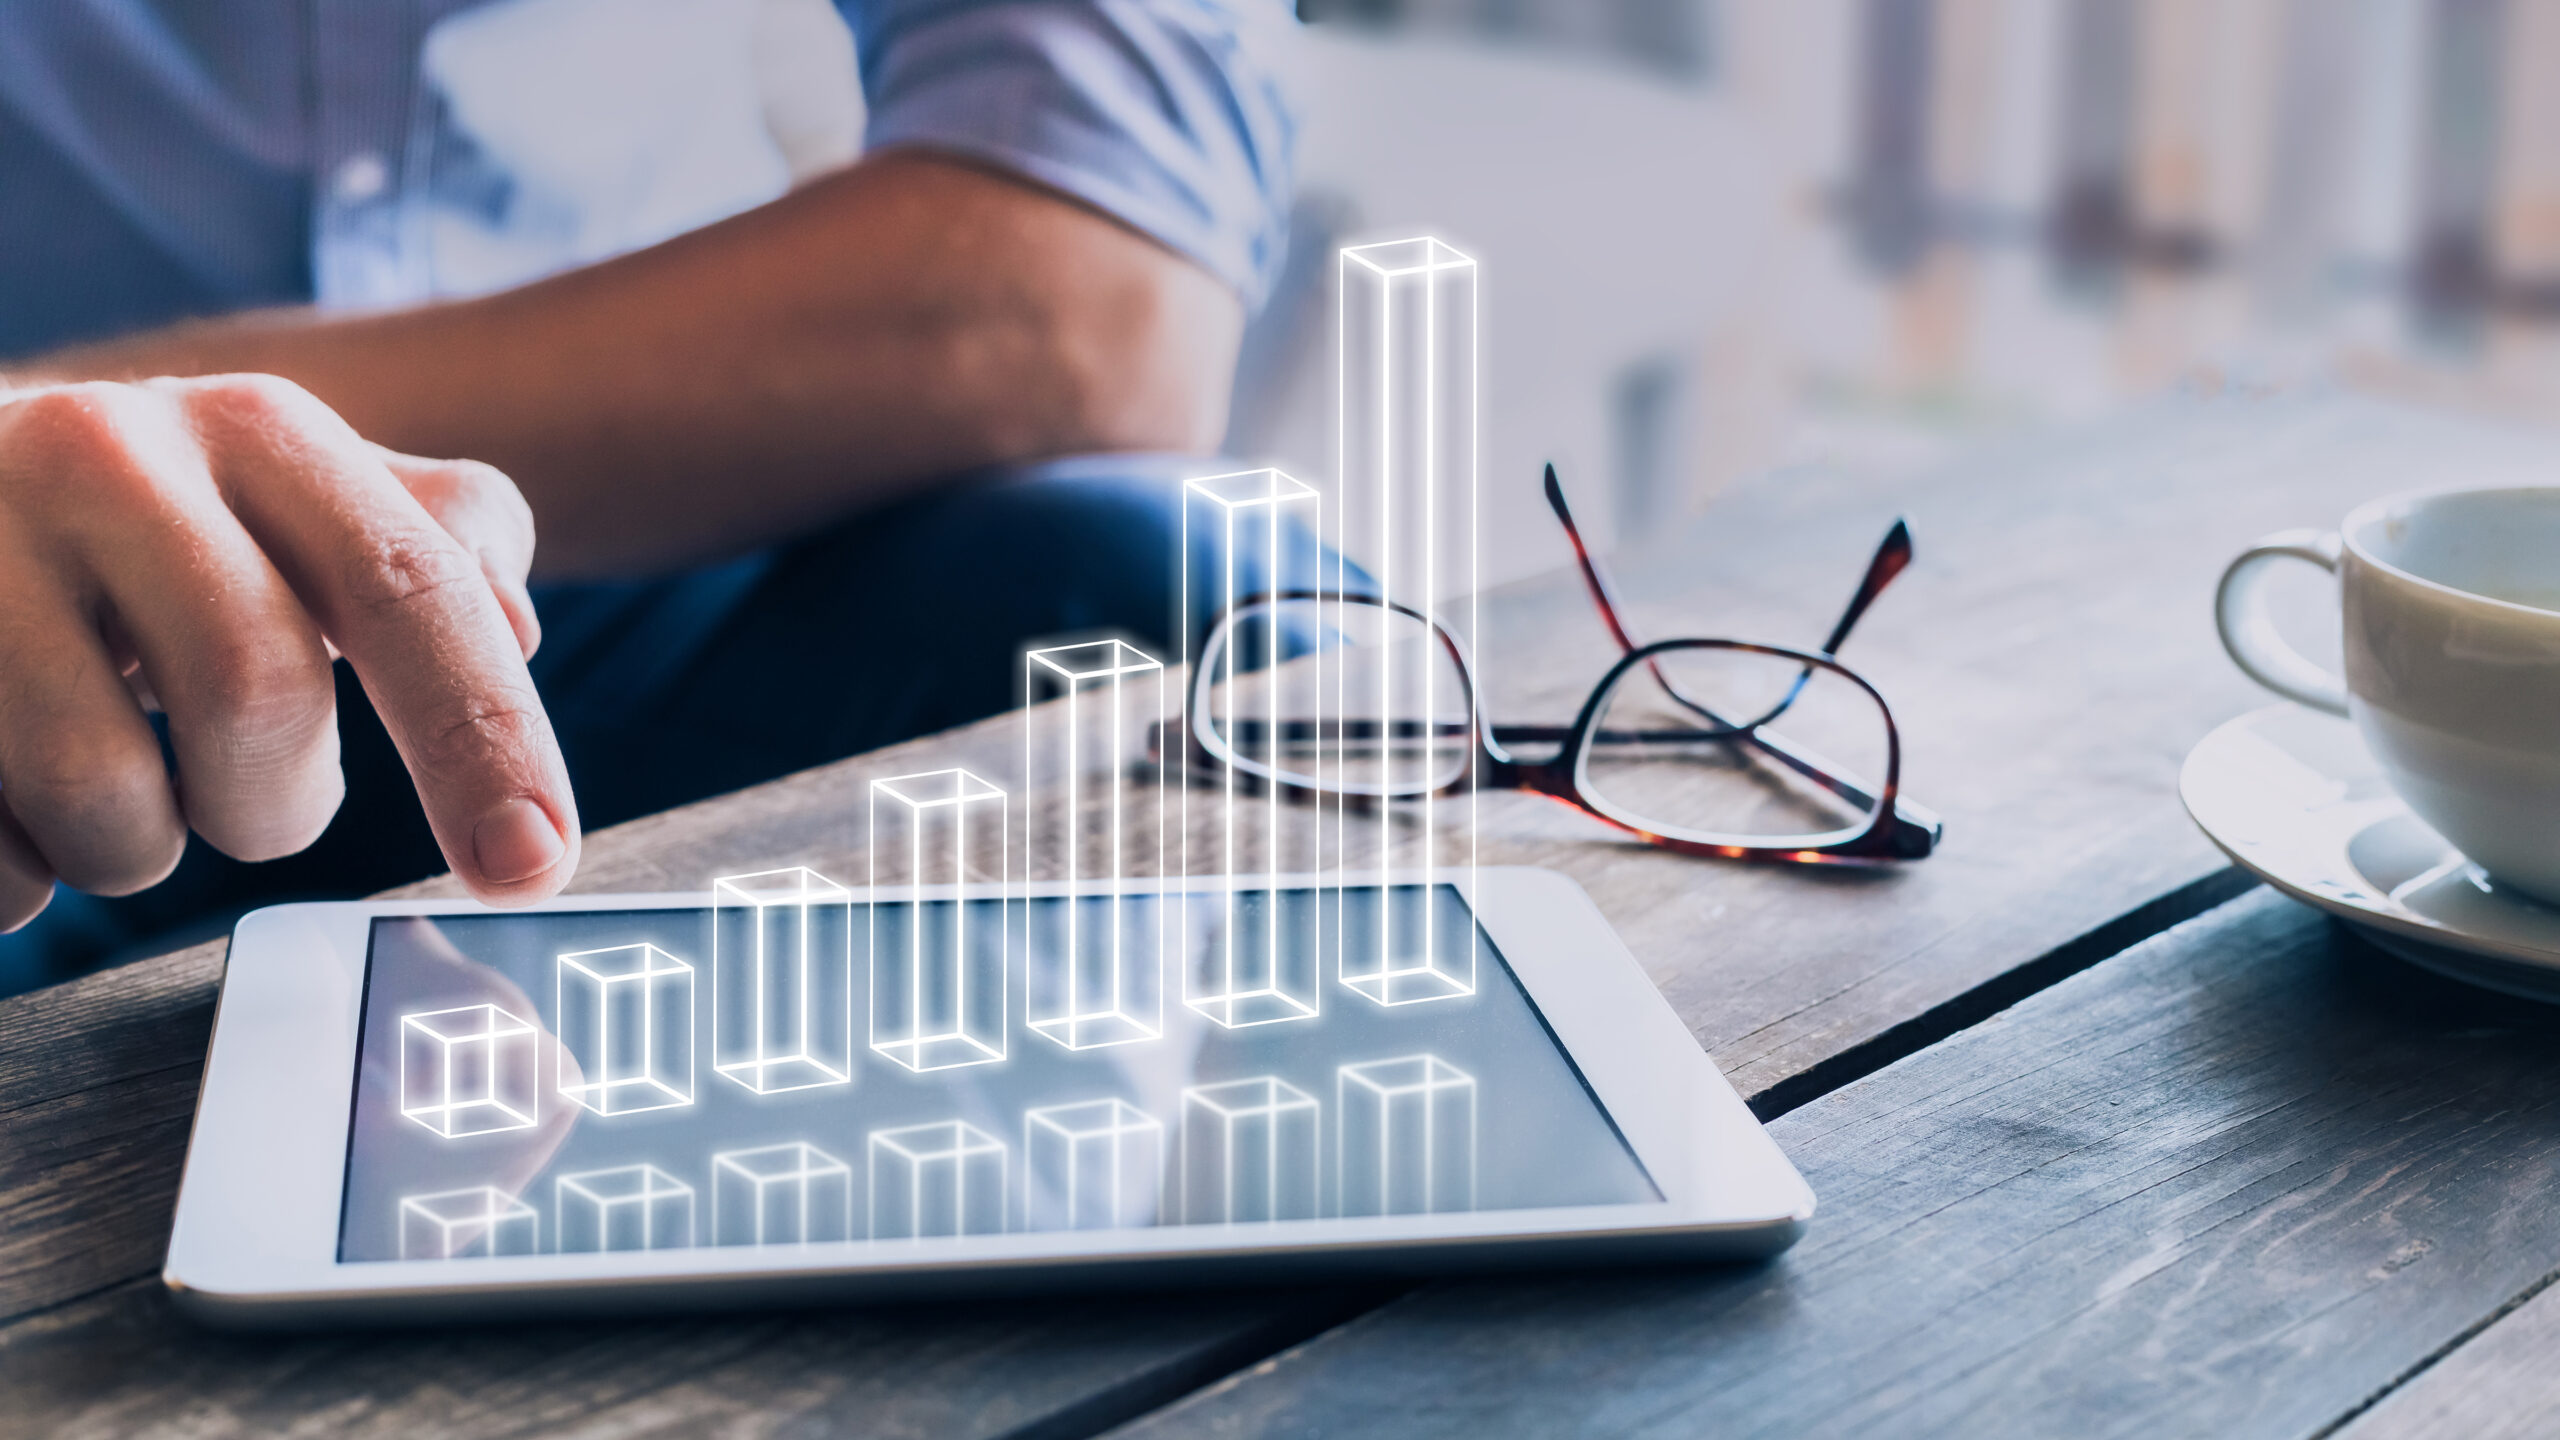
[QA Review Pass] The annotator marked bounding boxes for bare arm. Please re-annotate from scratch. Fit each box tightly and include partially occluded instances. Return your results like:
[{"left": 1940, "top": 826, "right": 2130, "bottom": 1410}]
[{"left": 37, "top": 150, "right": 1246, "bottom": 579}]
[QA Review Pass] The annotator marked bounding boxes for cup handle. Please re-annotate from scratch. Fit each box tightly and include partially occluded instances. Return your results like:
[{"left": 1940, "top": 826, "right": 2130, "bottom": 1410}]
[{"left": 2215, "top": 529, "right": 2349, "bottom": 716}]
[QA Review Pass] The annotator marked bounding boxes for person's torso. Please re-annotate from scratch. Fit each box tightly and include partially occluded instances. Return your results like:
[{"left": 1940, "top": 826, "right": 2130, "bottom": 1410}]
[{"left": 0, "top": 0, "right": 863, "bottom": 359}]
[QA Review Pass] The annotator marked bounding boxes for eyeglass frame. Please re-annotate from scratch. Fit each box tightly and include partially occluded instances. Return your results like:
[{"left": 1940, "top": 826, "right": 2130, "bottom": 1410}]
[{"left": 1160, "top": 465, "right": 1943, "bottom": 864}]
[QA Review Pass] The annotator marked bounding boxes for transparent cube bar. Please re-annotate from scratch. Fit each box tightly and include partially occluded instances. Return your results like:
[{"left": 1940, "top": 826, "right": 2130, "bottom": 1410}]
[
  {"left": 1024, "top": 1098, "right": 1163, "bottom": 1231},
  {"left": 869, "top": 769, "right": 1008, "bottom": 1071},
  {"left": 712, "top": 867, "right": 855, "bottom": 1095},
  {"left": 869, "top": 1120, "right": 1008, "bottom": 1239},
  {"left": 556, "top": 1163, "right": 695, "bottom": 1252},
  {"left": 1183, "top": 884, "right": 1323, "bottom": 1029},
  {"left": 1338, "top": 882, "right": 1481, "bottom": 1008},
  {"left": 1180, "top": 467, "right": 1327, "bottom": 1028},
  {"left": 1180, "top": 1076, "right": 1320, "bottom": 1224},
  {"left": 1336, "top": 238, "right": 1481, "bottom": 1007},
  {"left": 1337, "top": 1054, "right": 1477, "bottom": 1217},
  {"left": 557, "top": 943, "right": 694, "bottom": 1116},
  {"left": 399, "top": 1003, "right": 540, "bottom": 1138},
  {"left": 1023, "top": 639, "right": 1168, "bottom": 1050},
  {"left": 712, "top": 1141, "right": 853, "bottom": 1246},
  {"left": 399, "top": 1185, "right": 537, "bottom": 1259}
]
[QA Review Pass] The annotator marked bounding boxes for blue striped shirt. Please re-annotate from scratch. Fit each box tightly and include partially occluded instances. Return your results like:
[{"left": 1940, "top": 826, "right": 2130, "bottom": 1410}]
[{"left": 0, "top": 0, "right": 1299, "bottom": 359}]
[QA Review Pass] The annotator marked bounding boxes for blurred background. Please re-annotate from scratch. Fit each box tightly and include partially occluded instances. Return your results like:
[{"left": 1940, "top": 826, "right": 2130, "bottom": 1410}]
[{"left": 1234, "top": 0, "right": 2560, "bottom": 588}]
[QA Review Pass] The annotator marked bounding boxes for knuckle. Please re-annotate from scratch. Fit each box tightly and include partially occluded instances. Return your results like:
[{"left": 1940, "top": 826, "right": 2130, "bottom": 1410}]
[
  {"left": 340, "top": 527, "right": 481, "bottom": 619},
  {"left": 192, "top": 643, "right": 336, "bottom": 760},
  {"left": 182, "top": 372, "right": 324, "bottom": 431},
  {"left": 0, "top": 384, "right": 219, "bottom": 521},
  {"left": 413, "top": 692, "right": 548, "bottom": 782},
  {"left": 3, "top": 384, "right": 149, "bottom": 475},
  {"left": 409, "top": 457, "right": 534, "bottom": 541}
]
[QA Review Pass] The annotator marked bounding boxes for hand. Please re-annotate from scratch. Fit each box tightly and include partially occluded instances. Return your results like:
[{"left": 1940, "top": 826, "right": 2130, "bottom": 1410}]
[{"left": 0, "top": 375, "right": 580, "bottom": 929}]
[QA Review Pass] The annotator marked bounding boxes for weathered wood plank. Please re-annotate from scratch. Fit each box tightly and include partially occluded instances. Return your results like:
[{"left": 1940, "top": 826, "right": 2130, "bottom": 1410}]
[
  {"left": 2334, "top": 1284, "right": 2560, "bottom": 1440},
  {"left": 1104, "top": 894, "right": 2560, "bottom": 1439},
  {"left": 0, "top": 1277, "right": 1379, "bottom": 1440}
]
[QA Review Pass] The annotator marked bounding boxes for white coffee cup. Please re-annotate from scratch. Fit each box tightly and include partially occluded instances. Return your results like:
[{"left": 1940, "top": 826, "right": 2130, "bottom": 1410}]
[{"left": 2218, "top": 486, "right": 2560, "bottom": 904}]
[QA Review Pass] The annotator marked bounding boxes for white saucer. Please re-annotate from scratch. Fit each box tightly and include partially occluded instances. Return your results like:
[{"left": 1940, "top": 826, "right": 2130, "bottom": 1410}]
[{"left": 2181, "top": 704, "right": 2560, "bottom": 1002}]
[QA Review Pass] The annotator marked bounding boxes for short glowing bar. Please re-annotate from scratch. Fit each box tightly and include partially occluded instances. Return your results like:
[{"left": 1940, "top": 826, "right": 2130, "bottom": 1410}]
[
  {"left": 1179, "top": 1076, "right": 1320, "bottom": 1224},
  {"left": 556, "top": 1164, "right": 694, "bottom": 1251},
  {"left": 711, "top": 1141, "right": 853, "bottom": 1246},
  {"left": 712, "top": 868, "right": 855, "bottom": 1095},
  {"left": 1336, "top": 237, "right": 1481, "bottom": 1006},
  {"left": 556, "top": 942, "right": 694, "bottom": 1115},
  {"left": 1024, "top": 639, "right": 1167, "bottom": 1049},
  {"left": 1180, "top": 468, "right": 1325, "bottom": 1028},
  {"left": 399, "top": 1186, "right": 537, "bottom": 1259},
  {"left": 1025, "top": 1098, "right": 1163, "bottom": 1231},
  {"left": 1337, "top": 1054, "right": 1476, "bottom": 1216},
  {"left": 399, "top": 1003, "right": 540, "bottom": 1138},
  {"left": 869, "top": 1120, "right": 1008, "bottom": 1238},
  {"left": 869, "top": 769, "right": 1008, "bottom": 1071}
]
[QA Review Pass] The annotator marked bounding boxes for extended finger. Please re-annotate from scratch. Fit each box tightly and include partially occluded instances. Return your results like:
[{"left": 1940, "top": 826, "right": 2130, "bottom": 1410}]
[
  {"left": 179, "top": 376, "right": 580, "bottom": 903},
  {"left": 375, "top": 448, "right": 541, "bottom": 660}
]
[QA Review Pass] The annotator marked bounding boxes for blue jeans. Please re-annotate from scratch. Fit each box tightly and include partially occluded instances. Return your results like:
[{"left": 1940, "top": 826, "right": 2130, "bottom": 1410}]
[{"left": 0, "top": 455, "right": 1330, "bottom": 996}]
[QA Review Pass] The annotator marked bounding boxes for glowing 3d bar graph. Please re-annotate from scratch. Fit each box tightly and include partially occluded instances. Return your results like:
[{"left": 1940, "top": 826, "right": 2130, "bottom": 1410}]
[
  {"left": 556, "top": 943, "right": 694, "bottom": 1115},
  {"left": 712, "top": 1141, "right": 853, "bottom": 1246},
  {"left": 1337, "top": 1054, "right": 1477, "bottom": 1216},
  {"left": 1336, "top": 237, "right": 1481, "bottom": 1007},
  {"left": 1180, "top": 1076, "right": 1320, "bottom": 1223},
  {"left": 713, "top": 867, "right": 855, "bottom": 1094},
  {"left": 1180, "top": 468, "right": 1325, "bottom": 1029},
  {"left": 1025, "top": 1098, "right": 1163, "bottom": 1231},
  {"left": 556, "top": 1164, "right": 695, "bottom": 1252},
  {"left": 399, "top": 1003, "right": 540, "bottom": 1138},
  {"left": 870, "top": 769, "right": 1008, "bottom": 1071},
  {"left": 1023, "top": 640, "right": 1167, "bottom": 1050},
  {"left": 399, "top": 1185, "right": 537, "bottom": 1259},
  {"left": 869, "top": 1120, "right": 1008, "bottom": 1239}
]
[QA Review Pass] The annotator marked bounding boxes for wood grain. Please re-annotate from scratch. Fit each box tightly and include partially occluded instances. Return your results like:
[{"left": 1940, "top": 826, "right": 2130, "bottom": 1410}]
[
  {"left": 1106, "top": 894, "right": 2560, "bottom": 1439},
  {"left": 8, "top": 391, "right": 2557, "bottom": 1433},
  {"left": 2334, "top": 1282, "right": 2560, "bottom": 1439},
  {"left": 0, "top": 1278, "right": 1379, "bottom": 1440}
]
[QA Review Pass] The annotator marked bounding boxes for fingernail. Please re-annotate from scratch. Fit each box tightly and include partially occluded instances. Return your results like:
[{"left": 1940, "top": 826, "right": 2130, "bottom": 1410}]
[{"left": 473, "top": 797, "right": 564, "bottom": 885}]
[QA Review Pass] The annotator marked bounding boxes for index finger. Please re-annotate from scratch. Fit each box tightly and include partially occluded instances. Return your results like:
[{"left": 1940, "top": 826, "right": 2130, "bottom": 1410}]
[{"left": 175, "top": 376, "right": 580, "bottom": 902}]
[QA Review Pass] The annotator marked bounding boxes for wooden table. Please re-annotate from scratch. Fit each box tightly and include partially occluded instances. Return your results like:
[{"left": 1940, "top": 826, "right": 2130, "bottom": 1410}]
[{"left": 11, "top": 391, "right": 2560, "bottom": 1438}]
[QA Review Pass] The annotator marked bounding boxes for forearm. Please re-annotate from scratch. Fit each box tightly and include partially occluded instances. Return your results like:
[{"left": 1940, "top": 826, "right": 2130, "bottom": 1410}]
[{"left": 37, "top": 151, "right": 1245, "bottom": 578}]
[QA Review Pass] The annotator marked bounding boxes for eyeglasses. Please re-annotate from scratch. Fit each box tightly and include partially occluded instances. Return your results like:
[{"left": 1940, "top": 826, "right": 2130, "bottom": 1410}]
[{"left": 1168, "top": 465, "right": 1942, "bottom": 864}]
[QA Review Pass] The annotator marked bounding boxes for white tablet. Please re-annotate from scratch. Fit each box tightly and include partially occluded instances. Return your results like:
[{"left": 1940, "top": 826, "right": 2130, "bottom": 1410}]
[{"left": 165, "top": 867, "right": 1812, "bottom": 1327}]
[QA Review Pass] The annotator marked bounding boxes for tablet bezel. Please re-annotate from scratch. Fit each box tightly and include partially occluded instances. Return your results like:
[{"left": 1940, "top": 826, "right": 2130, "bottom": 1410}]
[{"left": 165, "top": 866, "right": 1813, "bottom": 1326}]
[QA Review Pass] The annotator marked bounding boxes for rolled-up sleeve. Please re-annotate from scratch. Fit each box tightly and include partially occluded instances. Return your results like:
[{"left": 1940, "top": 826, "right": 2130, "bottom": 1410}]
[{"left": 842, "top": 0, "right": 1298, "bottom": 309}]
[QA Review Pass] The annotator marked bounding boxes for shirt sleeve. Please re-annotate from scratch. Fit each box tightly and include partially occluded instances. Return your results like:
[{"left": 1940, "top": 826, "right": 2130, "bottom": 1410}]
[{"left": 839, "top": 0, "right": 1299, "bottom": 309}]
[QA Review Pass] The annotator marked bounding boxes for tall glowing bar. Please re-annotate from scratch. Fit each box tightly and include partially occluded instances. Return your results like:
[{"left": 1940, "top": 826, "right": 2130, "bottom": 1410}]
[
  {"left": 712, "top": 867, "right": 855, "bottom": 1095},
  {"left": 1023, "top": 639, "right": 1167, "bottom": 1049},
  {"left": 1179, "top": 468, "right": 1326, "bottom": 1028},
  {"left": 869, "top": 768, "right": 1008, "bottom": 1071},
  {"left": 1336, "top": 237, "right": 1480, "bottom": 1006},
  {"left": 556, "top": 942, "right": 694, "bottom": 1115}
]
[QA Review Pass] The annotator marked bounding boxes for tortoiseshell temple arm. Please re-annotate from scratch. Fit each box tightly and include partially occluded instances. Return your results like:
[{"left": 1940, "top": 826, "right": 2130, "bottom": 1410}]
[{"left": 1541, "top": 463, "right": 1941, "bottom": 849}]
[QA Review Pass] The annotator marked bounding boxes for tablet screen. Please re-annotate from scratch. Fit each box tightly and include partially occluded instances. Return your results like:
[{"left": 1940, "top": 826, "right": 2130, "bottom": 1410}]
[{"left": 338, "top": 885, "right": 1659, "bottom": 1262}]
